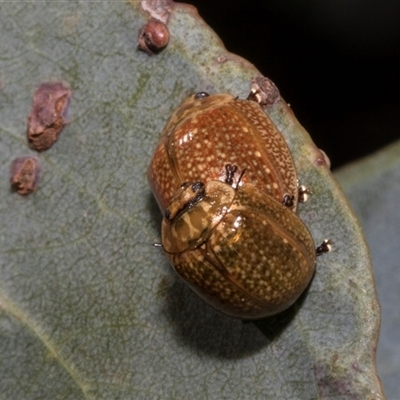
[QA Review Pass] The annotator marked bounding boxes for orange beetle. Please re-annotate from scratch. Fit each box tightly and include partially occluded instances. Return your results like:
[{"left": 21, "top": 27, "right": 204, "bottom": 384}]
[
  {"left": 148, "top": 91, "right": 330, "bottom": 319},
  {"left": 148, "top": 92, "right": 299, "bottom": 215}
]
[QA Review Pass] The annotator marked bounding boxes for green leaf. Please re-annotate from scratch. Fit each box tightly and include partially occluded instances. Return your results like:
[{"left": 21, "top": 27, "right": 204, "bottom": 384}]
[
  {"left": 0, "top": 1, "right": 383, "bottom": 399},
  {"left": 336, "top": 140, "right": 400, "bottom": 399}
]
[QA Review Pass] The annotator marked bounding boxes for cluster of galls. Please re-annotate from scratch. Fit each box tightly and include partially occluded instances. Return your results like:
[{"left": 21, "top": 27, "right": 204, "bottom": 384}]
[{"left": 10, "top": 82, "right": 71, "bottom": 195}]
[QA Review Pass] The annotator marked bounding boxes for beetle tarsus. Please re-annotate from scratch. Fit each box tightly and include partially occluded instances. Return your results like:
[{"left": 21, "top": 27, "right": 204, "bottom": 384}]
[
  {"left": 225, "top": 164, "right": 238, "bottom": 185},
  {"left": 299, "top": 185, "right": 311, "bottom": 203},
  {"left": 282, "top": 194, "right": 294, "bottom": 208},
  {"left": 316, "top": 239, "right": 332, "bottom": 256},
  {"left": 194, "top": 92, "right": 209, "bottom": 100}
]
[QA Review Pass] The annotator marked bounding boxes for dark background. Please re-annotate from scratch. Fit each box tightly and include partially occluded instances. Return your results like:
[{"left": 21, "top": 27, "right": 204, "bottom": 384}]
[{"left": 187, "top": 1, "right": 400, "bottom": 169}]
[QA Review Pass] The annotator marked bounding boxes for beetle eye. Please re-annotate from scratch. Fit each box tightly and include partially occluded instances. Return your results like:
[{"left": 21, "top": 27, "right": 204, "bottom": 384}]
[{"left": 194, "top": 92, "right": 209, "bottom": 100}]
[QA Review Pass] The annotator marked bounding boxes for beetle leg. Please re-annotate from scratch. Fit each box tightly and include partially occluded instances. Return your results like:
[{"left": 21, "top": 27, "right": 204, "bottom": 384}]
[
  {"left": 224, "top": 164, "right": 246, "bottom": 189},
  {"left": 298, "top": 185, "right": 312, "bottom": 203},
  {"left": 224, "top": 164, "right": 238, "bottom": 185},
  {"left": 316, "top": 239, "right": 332, "bottom": 256},
  {"left": 282, "top": 194, "right": 294, "bottom": 208}
]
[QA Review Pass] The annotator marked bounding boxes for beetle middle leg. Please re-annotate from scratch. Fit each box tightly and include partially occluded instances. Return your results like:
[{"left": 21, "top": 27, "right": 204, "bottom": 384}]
[{"left": 224, "top": 164, "right": 238, "bottom": 185}]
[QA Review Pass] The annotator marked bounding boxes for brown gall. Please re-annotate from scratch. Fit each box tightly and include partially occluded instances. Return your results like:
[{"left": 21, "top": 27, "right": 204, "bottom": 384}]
[
  {"left": 138, "top": 20, "right": 170, "bottom": 55},
  {"left": 10, "top": 157, "right": 40, "bottom": 195},
  {"left": 247, "top": 76, "right": 280, "bottom": 108},
  {"left": 27, "top": 82, "right": 71, "bottom": 152}
]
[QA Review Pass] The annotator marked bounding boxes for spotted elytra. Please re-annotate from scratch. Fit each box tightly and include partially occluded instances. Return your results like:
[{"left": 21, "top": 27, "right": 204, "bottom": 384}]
[
  {"left": 148, "top": 89, "right": 331, "bottom": 319},
  {"left": 148, "top": 92, "right": 300, "bottom": 214}
]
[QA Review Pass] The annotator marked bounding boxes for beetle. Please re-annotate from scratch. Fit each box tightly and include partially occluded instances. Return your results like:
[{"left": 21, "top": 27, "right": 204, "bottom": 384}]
[
  {"left": 148, "top": 90, "right": 330, "bottom": 319},
  {"left": 148, "top": 92, "right": 301, "bottom": 215}
]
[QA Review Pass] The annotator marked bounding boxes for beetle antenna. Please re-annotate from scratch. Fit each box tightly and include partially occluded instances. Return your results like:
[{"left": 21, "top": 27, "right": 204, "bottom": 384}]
[{"left": 236, "top": 168, "right": 246, "bottom": 189}]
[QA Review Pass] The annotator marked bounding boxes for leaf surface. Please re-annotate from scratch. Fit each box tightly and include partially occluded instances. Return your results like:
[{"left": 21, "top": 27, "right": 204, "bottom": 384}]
[
  {"left": 336, "top": 140, "right": 400, "bottom": 399},
  {"left": 0, "top": 1, "right": 383, "bottom": 399}
]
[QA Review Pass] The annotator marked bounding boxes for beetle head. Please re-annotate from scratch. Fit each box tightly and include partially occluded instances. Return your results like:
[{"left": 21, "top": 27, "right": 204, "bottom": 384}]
[
  {"left": 162, "top": 181, "right": 236, "bottom": 253},
  {"left": 164, "top": 182, "right": 206, "bottom": 222}
]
